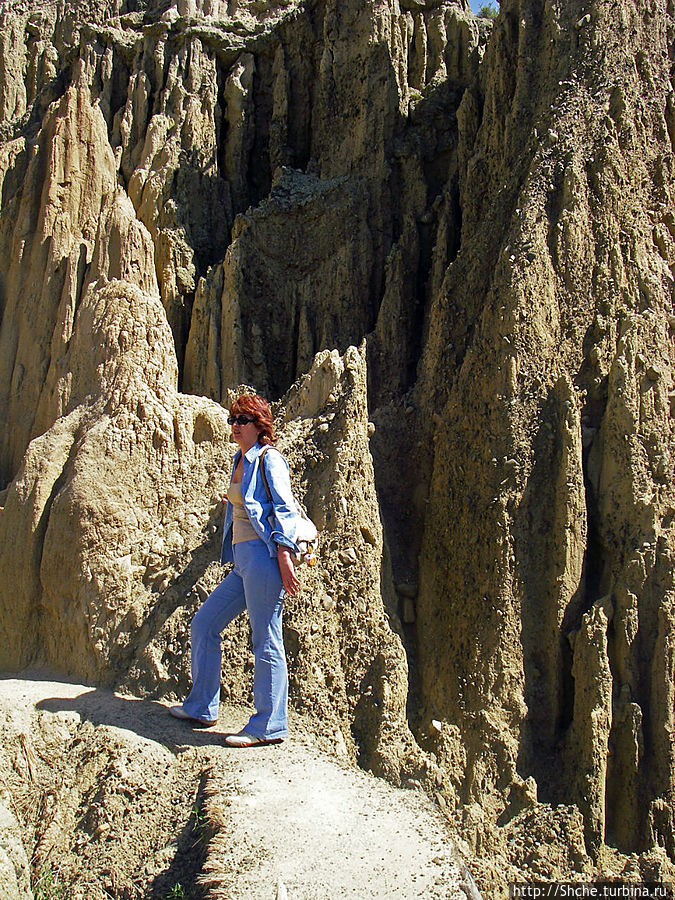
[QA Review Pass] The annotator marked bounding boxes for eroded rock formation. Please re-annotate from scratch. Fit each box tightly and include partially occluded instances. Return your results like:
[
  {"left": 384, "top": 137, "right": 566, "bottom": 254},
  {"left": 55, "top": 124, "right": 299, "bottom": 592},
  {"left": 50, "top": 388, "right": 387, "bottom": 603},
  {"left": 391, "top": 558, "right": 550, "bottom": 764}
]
[
  {"left": 408, "top": 0, "right": 675, "bottom": 878},
  {"left": 0, "top": 0, "right": 673, "bottom": 894}
]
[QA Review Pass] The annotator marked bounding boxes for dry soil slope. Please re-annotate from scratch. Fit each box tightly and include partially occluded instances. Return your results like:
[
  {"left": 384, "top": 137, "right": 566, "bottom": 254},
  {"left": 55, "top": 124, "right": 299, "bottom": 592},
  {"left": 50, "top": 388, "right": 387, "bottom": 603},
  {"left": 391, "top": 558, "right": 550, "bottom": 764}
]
[{"left": 0, "top": 675, "right": 478, "bottom": 900}]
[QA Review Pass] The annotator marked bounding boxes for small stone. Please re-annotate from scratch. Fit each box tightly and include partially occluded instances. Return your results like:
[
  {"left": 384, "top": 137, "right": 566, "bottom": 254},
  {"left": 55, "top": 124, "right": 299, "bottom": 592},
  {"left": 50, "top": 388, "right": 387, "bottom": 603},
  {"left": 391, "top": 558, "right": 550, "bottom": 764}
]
[
  {"left": 367, "top": 421, "right": 375, "bottom": 437},
  {"left": 360, "top": 524, "right": 377, "bottom": 545},
  {"left": 430, "top": 719, "right": 443, "bottom": 733},
  {"left": 321, "top": 594, "right": 335, "bottom": 611},
  {"left": 654, "top": 456, "right": 668, "bottom": 478},
  {"left": 318, "top": 423, "right": 329, "bottom": 432},
  {"left": 154, "top": 574, "right": 170, "bottom": 593}
]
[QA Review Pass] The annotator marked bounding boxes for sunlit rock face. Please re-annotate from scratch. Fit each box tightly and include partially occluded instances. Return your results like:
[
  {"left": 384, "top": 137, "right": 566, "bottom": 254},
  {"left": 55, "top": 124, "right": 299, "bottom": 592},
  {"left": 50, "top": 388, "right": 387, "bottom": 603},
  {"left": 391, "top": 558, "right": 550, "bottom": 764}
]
[{"left": 0, "top": 0, "right": 674, "bottom": 891}]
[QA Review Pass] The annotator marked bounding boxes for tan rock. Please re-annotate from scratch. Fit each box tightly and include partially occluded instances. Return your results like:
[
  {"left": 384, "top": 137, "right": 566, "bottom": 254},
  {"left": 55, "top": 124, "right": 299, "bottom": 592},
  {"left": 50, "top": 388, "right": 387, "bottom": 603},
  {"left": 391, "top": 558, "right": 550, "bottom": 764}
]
[{"left": 0, "top": 0, "right": 674, "bottom": 891}]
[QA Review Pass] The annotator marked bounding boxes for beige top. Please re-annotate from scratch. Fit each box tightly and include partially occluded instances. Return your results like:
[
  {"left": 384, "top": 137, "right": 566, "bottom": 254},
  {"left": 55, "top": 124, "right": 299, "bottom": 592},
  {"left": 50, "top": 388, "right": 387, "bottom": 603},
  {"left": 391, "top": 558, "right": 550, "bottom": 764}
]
[{"left": 228, "top": 481, "right": 259, "bottom": 545}]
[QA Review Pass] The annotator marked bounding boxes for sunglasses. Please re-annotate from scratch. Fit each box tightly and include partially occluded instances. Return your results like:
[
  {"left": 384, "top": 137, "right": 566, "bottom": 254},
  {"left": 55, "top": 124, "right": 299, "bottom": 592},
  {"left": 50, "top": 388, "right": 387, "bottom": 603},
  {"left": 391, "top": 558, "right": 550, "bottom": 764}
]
[{"left": 227, "top": 414, "right": 256, "bottom": 426}]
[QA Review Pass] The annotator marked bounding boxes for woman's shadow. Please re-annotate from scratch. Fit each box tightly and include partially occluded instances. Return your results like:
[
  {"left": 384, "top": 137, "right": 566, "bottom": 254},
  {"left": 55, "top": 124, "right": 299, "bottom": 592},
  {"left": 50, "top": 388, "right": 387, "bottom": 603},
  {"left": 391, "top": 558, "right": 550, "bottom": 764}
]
[{"left": 36, "top": 687, "right": 226, "bottom": 751}]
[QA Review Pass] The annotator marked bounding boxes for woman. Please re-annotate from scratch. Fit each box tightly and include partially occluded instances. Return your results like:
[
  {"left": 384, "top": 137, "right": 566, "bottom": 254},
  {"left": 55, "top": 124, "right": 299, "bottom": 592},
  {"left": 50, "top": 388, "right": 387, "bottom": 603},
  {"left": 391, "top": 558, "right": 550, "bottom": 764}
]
[{"left": 170, "top": 394, "right": 301, "bottom": 747}]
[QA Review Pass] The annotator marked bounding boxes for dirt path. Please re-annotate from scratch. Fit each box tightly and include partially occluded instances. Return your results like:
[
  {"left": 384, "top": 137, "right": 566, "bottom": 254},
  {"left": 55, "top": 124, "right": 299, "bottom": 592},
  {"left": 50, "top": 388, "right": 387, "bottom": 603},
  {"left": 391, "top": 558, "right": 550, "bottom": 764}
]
[{"left": 0, "top": 673, "right": 480, "bottom": 899}]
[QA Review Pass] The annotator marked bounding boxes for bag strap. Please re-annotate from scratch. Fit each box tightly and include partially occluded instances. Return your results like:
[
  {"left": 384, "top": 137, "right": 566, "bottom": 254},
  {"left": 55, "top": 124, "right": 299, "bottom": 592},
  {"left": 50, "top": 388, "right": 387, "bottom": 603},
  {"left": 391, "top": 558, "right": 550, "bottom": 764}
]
[{"left": 259, "top": 447, "right": 272, "bottom": 502}]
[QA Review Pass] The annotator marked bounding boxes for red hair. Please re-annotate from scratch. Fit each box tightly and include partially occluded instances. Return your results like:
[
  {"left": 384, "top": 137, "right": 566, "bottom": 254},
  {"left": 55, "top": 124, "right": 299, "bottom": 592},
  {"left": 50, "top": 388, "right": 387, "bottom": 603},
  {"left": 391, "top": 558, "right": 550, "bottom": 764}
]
[{"left": 230, "top": 394, "right": 276, "bottom": 445}]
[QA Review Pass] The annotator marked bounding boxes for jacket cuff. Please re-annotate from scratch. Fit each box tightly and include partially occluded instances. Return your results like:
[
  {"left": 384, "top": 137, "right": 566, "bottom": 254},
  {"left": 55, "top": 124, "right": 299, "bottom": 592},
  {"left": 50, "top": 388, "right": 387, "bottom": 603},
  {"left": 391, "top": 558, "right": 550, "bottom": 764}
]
[{"left": 272, "top": 531, "right": 298, "bottom": 552}]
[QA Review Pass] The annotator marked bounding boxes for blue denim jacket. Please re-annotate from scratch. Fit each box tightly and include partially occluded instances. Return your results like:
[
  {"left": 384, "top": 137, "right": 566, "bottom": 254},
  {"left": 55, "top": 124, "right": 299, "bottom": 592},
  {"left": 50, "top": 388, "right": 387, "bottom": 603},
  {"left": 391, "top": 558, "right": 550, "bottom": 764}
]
[{"left": 220, "top": 441, "right": 300, "bottom": 564}]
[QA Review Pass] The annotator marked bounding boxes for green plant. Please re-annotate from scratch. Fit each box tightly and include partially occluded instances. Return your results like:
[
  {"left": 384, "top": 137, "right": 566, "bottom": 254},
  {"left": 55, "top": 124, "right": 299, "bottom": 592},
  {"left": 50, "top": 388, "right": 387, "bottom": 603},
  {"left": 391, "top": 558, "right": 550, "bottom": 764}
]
[
  {"left": 33, "top": 865, "right": 68, "bottom": 900},
  {"left": 477, "top": 3, "right": 498, "bottom": 18},
  {"left": 167, "top": 884, "right": 187, "bottom": 900},
  {"left": 191, "top": 801, "right": 207, "bottom": 847}
]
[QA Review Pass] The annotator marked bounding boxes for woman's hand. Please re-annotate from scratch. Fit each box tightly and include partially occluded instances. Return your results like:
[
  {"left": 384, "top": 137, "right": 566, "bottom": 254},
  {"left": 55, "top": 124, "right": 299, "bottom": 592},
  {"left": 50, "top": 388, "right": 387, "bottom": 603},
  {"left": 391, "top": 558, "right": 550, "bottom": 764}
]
[{"left": 277, "top": 546, "right": 300, "bottom": 596}]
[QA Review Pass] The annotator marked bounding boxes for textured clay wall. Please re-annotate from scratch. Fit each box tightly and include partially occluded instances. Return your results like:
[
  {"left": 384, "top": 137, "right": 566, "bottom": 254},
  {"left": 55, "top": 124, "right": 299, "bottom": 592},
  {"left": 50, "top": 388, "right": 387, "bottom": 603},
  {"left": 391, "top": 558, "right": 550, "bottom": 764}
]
[{"left": 0, "top": 0, "right": 673, "bottom": 891}]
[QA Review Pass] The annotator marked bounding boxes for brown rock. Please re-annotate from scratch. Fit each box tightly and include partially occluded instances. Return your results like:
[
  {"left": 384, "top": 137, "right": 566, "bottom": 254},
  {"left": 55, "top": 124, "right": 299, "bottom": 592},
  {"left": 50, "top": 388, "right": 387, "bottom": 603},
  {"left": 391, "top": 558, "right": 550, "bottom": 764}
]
[{"left": 0, "top": 0, "right": 674, "bottom": 891}]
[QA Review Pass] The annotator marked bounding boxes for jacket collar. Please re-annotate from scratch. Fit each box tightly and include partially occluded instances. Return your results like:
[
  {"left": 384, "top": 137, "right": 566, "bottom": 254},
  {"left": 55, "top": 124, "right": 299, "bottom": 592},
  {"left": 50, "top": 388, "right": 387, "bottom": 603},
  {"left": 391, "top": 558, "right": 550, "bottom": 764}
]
[
  {"left": 244, "top": 441, "right": 266, "bottom": 462},
  {"left": 232, "top": 441, "right": 266, "bottom": 467}
]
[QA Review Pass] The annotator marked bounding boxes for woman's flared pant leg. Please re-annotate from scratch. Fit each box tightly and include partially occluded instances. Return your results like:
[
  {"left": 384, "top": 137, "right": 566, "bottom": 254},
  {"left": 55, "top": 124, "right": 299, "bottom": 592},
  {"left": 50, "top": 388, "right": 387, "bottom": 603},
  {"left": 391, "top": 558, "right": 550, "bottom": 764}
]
[
  {"left": 182, "top": 571, "right": 246, "bottom": 723},
  {"left": 238, "top": 542, "right": 288, "bottom": 740}
]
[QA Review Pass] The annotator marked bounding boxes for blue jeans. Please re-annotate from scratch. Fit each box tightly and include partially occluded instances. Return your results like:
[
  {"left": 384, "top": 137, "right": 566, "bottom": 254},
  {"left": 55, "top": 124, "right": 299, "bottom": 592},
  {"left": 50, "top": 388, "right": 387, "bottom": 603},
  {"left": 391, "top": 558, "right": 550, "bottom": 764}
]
[{"left": 182, "top": 538, "right": 288, "bottom": 739}]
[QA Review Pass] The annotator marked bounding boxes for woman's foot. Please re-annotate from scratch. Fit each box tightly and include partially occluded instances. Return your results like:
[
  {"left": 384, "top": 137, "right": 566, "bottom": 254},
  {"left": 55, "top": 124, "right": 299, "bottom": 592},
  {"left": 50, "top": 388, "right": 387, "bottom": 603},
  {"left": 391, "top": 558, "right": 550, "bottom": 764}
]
[
  {"left": 224, "top": 730, "right": 284, "bottom": 747},
  {"left": 169, "top": 705, "right": 217, "bottom": 727}
]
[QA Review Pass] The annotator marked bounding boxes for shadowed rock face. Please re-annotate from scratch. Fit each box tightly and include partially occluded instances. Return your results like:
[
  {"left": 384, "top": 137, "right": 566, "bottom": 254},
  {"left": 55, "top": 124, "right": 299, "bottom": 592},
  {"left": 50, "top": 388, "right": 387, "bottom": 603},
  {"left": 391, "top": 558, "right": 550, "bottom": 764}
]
[{"left": 0, "top": 0, "right": 673, "bottom": 891}]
